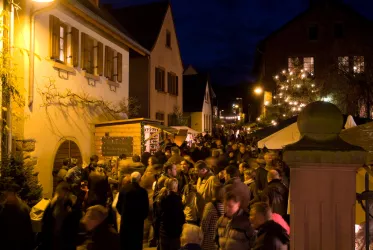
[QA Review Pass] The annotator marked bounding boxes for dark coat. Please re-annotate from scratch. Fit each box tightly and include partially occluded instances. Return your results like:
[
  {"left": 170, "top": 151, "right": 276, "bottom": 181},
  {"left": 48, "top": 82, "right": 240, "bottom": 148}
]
[
  {"left": 255, "top": 167, "right": 268, "bottom": 192},
  {"left": 0, "top": 200, "right": 34, "bottom": 250},
  {"left": 263, "top": 179, "right": 289, "bottom": 218},
  {"left": 236, "top": 151, "right": 251, "bottom": 164},
  {"left": 85, "top": 222, "right": 120, "bottom": 250},
  {"left": 117, "top": 182, "right": 149, "bottom": 250},
  {"left": 87, "top": 172, "right": 110, "bottom": 207},
  {"left": 216, "top": 209, "right": 256, "bottom": 250},
  {"left": 40, "top": 198, "right": 82, "bottom": 250},
  {"left": 252, "top": 220, "right": 289, "bottom": 250},
  {"left": 156, "top": 192, "right": 185, "bottom": 238}
]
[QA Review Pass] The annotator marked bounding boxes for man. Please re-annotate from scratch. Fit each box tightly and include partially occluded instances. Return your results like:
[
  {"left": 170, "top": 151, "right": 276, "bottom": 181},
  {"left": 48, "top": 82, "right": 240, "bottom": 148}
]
[
  {"left": 224, "top": 165, "right": 241, "bottom": 185},
  {"left": 166, "top": 146, "right": 184, "bottom": 165},
  {"left": 255, "top": 154, "right": 268, "bottom": 192},
  {"left": 250, "top": 202, "right": 289, "bottom": 250},
  {"left": 117, "top": 172, "right": 149, "bottom": 250},
  {"left": 80, "top": 205, "right": 120, "bottom": 250},
  {"left": 154, "top": 162, "right": 178, "bottom": 196},
  {"left": 196, "top": 160, "right": 219, "bottom": 218},
  {"left": 236, "top": 145, "right": 251, "bottom": 164},
  {"left": 263, "top": 170, "right": 289, "bottom": 219},
  {"left": 178, "top": 160, "right": 192, "bottom": 193},
  {"left": 0, "top": 184, "right": 34, "bottom": 250},
  {"left": 82, "top": 155, "right": 99, "bottom": 182},
  {"left": 56, "top": 158, "right": 71, "bottom": 184},
  {"left": 65, "top": 158, "right": 82, "bottom": 186},
  {"left": 87, "top": 165, "right": 110, "bottom": 207}
]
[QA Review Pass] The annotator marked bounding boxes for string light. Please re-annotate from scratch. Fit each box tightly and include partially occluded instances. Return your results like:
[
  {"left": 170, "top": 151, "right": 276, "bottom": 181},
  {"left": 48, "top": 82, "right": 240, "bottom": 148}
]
[
  {"left": 282, "top": 70, "right": 286, "bottom": 74},
  {"left": 275, "top": 75, "right": 279, "bottom": 79}
]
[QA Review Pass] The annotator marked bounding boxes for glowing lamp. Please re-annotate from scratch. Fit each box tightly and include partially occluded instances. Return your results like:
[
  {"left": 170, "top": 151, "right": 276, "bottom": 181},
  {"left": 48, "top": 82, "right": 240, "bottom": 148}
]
[{"left": 254, "top": 87, "right": 263, "bottom": 95}]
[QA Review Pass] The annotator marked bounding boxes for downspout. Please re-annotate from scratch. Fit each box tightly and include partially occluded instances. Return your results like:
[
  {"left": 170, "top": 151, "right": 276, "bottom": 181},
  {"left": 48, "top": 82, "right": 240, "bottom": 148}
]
[{"left": 29, "top": 2, "right": 57, "bottom": 108}]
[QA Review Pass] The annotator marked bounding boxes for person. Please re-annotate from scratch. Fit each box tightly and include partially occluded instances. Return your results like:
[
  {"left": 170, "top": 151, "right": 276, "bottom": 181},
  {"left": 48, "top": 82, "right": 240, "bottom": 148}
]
[
  {"left": 201, "top": 184, "right": 224, "bottom": 250},
  {"left": 155, "top": 178, "right": 185, "bottom": 250},
  {"left": 166, "top": 146, "right": 184, "bottom": 165},
  {"left": 179, "top": 160, "right": 192, "bottom": 193},
  {"left": 0, "top": 184, "right": 34, "bottom": 250},
  {"left": 79, "top": 205, "right": 120, "bottom": 250},
  {"left": 116, "top": 172, "right": 149, "bottom": 250},
  {"left": 87, "top": 166, "right": 110, "bottom": 207},
  {"left": 56, "top": 158, "right": 71, "bottom": 184},
  {"left": 180, "top": 224, "right": 204, "bottom": 250},
  {"left": 65, "top": 159, "right": 83, "bottom": 186},
  {"left": 196, "top": 160, "right": 219, "bottom": 218},
  {"left": 128, "top": 154, "right": 146, "bottom": 175},
  {"left": 224, "top": 165, "right": 241, "bottom": 185},
  {"left": 263, "top": 170, "right": 289, "bottom": 220},
  {"left": 250, "top": 202, "right": 289, "bottom": 250},
  {"left": 244, "top": 168, "right": 257, "bottom": 202},
  {"left": 40, "top": 182, "right": 82, "bottom": 250},
  {"left": 238, "top": 162, "right": 249, "bottom": 181},
  {"left": 182, "top": 182, "right": 198, "bottom": 225},
  {"left": 255, "top": 155, "right": 268, "bottom": 192},
  {"left": 236, "top": 145, "right": 250, "bottom": 164},
  {"left": 154, "top": 162, "right": 178, "bottom": 197},
  {"left": 216, "top": 188, "right": 255, "bottom": 250},
  {"left": 82, "top": 155, "right": 99, "bottom": 182}
]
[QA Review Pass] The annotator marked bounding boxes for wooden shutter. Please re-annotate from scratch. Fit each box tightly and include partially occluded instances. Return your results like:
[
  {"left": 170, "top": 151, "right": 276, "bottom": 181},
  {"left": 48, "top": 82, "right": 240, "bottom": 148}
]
[
  {"left": 117, "top": 52, "right": 122, "bottom": 83},
  {"left": 81, "top": 33, "right": 86, "bottom": 70},
  {"left": 97, "top": 42, "right": 103, "bottom": 76},
  {"left": 176, "top": 75, "right": 179, "bottom": 95},
  {"left": 71, "top": 27, "right": 79, "bottom": 67},
  {"left": 105, "top": 46, "right": 109, "bottom": 78},
  {"left": 49, "top": 15, "right": 60, "bottom": 60},
  {"left": 161, "top": 69, "right": 165, "bottom": 91},
  {"left": 167, "top": 72, "right": 171, "bottom": 93}
]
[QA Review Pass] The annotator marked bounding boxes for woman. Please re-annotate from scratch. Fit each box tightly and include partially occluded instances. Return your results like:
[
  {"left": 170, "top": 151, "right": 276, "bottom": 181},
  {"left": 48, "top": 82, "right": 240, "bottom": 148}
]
[
  {"left": 155, "top": 178, "right": 185, "bottom": 250},
  {"left": 182, "top": 183, "right": 198, "bottom": 225},
  {"left": 216, "top": 186, "right": 255, "bottom": 250},
  {"left": 201, "top": 184, "right": 225, "bottom": 250}
]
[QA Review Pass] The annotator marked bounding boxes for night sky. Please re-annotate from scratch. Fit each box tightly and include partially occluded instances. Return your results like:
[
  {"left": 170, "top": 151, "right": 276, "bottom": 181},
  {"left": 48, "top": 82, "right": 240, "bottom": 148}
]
[{"left": 102, "top": 0, "right": 373, "bottom": 86}]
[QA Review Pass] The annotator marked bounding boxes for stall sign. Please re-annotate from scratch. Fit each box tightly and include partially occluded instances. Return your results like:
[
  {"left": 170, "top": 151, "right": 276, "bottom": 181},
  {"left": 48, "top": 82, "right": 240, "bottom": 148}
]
[{"left": 144, "top": 125, "right": 160, "bottom": 155}]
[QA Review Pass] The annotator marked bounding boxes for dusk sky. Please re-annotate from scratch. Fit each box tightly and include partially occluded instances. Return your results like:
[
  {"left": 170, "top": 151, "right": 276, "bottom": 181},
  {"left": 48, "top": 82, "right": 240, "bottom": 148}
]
[{"left": 102, "top": 0, "right": 373, "bottom": 86}]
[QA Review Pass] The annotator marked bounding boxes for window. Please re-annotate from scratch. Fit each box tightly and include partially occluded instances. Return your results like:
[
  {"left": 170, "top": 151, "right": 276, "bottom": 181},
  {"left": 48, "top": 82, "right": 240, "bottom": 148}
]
[
  {"left": 81, "top": 33, "right": 95, "bottom": 74},
  {"left": 167, "top": 72, "right": 178, "bottom": 95},
  {"left": 353, "top": 56, "right": 364, "bottom": 73},
  {"left": 303, "top": 57, "right": 314, "bottom": 73},
  {"left": 156, "top": 112, "right": 164, "bottom": 121},
  {"left": 155, "top": 67, "right": 165, "bottom": 91},
  {"left": 59, "top": 24, "right": 67, "bottom": 62},
  {"left": 168, "top": 114, "right": 178, "bottom": 126},
  {"left": 338, "top": 56, "right": 349, "bottom": 72},
  {"left": 334, "top": 23, "right": 344, "bottom": 39},
  {"left": 104, "top": 46, "right": 122, "bottom": 82},
  {"left": 288, "top": 57, "right": 297, "bottom": 72},
  {"left": 308, "top": 25, "right": 318, "bottom": 41},
  {"left": 166, "top": 30, "right": 171, "bottom": 48}
]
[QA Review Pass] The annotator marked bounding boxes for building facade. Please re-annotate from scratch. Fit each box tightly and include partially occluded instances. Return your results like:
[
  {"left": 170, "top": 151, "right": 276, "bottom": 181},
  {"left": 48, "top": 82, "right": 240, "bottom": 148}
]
[
  {"left": 255, "top": 1, "right": 373, "bottom": 91},
  {"left": 11, "top": 0, "right": 147, "bottom": 197},
  {"left": 111, "top": 1, "right": 183, "bottom": 126}
]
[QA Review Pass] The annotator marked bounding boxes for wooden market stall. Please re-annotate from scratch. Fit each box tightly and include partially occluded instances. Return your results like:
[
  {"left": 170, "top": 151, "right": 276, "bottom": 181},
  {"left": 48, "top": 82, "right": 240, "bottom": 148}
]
[{"left": 94, "top": 118, "right": 178, "bottom": 158}]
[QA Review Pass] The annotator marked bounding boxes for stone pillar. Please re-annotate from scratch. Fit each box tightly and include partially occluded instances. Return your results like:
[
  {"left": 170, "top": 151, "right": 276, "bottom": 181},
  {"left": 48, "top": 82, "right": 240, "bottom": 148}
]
[{"left": 283, "top": 101, "right": 367, "bottom": 250}]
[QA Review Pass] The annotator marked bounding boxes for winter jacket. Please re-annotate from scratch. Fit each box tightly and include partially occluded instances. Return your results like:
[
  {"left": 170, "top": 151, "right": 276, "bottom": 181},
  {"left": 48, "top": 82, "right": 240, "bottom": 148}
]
[
  {"left": 252, "top": 220, "right": 289, "bottom": 250},
  {"left": 271, "top": 213, "right": 290, "bottom": 235},
  {"left": 201, "top": 201, "right": 224, "bottom": 250},
  {"left": 196, "top": 171, "right": 219, "bottom": 217},
  {"left": 263, "top": 179, "right": 289, "bottom": 218},
  {"left": 87, "top": 172, "right": 110, "bottom": 207},
  {"left": 182, "top": 184, "right": 198, "bottom": 223},
  {"left": 156, "top": 191, "right": 185, "bottom": 238},
  {"left": 79, "top": 222, "right": 120, "bottom": 250},
  {"left": 255, "top": 167, "right": 268, "bottom": 192},
  {"left": 216, "top": 209, "right": 255, "bottom": 250},
  {"left": 179, "top": 243, "right": 203, "bottom": 250}
]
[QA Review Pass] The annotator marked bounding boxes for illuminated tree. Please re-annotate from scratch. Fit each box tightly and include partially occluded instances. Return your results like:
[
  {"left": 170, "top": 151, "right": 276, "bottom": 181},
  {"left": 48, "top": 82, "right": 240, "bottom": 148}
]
[{"left": 266, "top": 58, "right": 320, "bottom": 122}]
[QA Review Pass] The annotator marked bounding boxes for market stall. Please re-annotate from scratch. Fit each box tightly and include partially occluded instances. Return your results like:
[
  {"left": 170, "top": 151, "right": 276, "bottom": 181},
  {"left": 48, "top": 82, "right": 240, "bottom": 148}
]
[{"left": 94, "top": 118, "right": 178, "bottom": 158}]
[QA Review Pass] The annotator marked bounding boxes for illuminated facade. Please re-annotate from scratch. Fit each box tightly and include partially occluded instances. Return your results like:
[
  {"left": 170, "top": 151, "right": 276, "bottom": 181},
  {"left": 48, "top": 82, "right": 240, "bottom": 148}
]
[{"left": 8, "top": 0, "right": 148, "bottom": 197}]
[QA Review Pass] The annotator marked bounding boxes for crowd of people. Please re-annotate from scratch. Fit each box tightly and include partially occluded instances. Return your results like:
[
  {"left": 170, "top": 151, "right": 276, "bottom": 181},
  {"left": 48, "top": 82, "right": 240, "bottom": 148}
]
[{"left": 0, "top": 135, "right": 292, "bottom": 250}]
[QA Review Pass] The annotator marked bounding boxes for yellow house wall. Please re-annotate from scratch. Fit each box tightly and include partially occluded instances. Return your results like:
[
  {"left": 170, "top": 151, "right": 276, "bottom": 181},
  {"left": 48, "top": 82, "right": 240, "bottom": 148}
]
[
  {"left": 16, "top": 9, "right": 129, "bottom": 197},
  {"left": 149, "top": 7, "right": 183, "bottom": 125},
  {"left": 190, "top": 112, "right": 202, "bottom": 132}
]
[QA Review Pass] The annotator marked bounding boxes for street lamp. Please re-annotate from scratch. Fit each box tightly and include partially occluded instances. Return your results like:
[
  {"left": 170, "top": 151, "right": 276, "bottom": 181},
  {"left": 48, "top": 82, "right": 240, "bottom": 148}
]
[{"left": 254, "top": 86, "right": 263, "bottom": 95}]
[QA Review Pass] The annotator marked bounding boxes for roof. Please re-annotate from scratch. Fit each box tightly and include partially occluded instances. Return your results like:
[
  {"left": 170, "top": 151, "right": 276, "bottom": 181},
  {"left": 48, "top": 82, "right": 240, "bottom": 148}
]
[
  {"left": 183, "top": 73, "right": 211, "bottom": 113},
  {"left": 109, "top": 0, "right": 170, "bottom": 51},
  {"left": 250, "top": 114, "right": 371, "bottom": 141},
  {"left": 63, "top": 0, "right": 149, "bottom": 55}
]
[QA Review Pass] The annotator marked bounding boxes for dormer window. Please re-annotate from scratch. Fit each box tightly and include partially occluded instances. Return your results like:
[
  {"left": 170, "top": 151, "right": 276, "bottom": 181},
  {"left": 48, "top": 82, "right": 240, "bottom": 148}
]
[{"left": 166, "top": 30, "right": 171, "bottom": 48}]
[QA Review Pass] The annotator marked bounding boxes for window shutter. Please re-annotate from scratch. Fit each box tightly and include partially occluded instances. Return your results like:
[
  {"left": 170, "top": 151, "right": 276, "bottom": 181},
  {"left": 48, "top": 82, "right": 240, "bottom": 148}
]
[
  {"left": 167, "top": 72, "right": 171, "bottom": 93},
  {"left": 97, "top": 42, "right": 103, "bottom": 76},
  {"left": 117, "top": 52, "right": 122, "bottom": 83},
  {"left": 161, "top": 69, "right": 165, "bottom": 91},
  {"left": 176, "top": 76, "right": 179, "bottom": 95},
  {"left": 81, "top": 33, "right": 86, "bottom": 70},
  {"left": 104, "top": 46, "right": 109, "bottom": 78},
  {"left": 71, "top": 27, "right": 79, "bottom": 67},
  {"left": 49, "top": 15, "right": 60, "bottom": 60}
]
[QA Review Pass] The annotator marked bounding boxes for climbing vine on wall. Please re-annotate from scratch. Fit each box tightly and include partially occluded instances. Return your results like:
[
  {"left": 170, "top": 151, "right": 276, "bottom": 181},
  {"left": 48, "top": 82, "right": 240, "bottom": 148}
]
[{"left": 38, "top": 79, "right": 140, "bottom": 119}]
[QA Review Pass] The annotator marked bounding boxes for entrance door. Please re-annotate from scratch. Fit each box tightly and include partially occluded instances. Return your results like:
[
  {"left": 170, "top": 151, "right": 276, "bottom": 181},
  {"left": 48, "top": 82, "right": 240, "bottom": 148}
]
[{"left": 53, "top": 140, "right": 82, "bottom": 191}]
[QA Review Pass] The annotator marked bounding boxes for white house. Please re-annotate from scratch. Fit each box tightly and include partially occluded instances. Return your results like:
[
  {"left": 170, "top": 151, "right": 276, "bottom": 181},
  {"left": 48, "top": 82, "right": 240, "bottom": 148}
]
[
  {"left": 183, "top": 66, "right": 215, "bottom": 133},
  {"left": 11, "top": 0, "right": 148, "bottom": 197}
]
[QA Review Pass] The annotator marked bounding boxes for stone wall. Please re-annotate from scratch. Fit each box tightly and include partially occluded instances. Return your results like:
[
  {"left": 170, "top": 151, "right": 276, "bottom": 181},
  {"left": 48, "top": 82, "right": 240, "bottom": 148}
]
[{"left": 14, "top": 139, "right": 37, "bottom": 168}]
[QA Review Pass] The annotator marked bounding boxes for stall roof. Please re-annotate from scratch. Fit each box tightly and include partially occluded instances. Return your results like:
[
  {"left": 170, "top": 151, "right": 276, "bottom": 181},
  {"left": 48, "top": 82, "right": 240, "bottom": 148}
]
[
  {"left": 171, "top": 126, "right": 200, "bottom": 135},
  {"left": 95, "top": 118, "right": 178, "bottom": 134}
]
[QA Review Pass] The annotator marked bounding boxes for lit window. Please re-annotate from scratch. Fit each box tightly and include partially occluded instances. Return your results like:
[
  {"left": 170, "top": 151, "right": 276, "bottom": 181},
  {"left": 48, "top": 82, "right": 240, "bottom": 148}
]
[
  {"left": 288, "top": 57, "right": 296, "bottom": 72},
  {"left": 338, "top": 56, "right": 349, "bottom": 72},
  {"left": 59, "top": 26, "right": 65, "bottom": 62},
  {"left": 353, "top": 56, "right": 364, "bottom": 73},
  {"left": 303, "top": 57, "right": 314, "bottom": 73}
]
